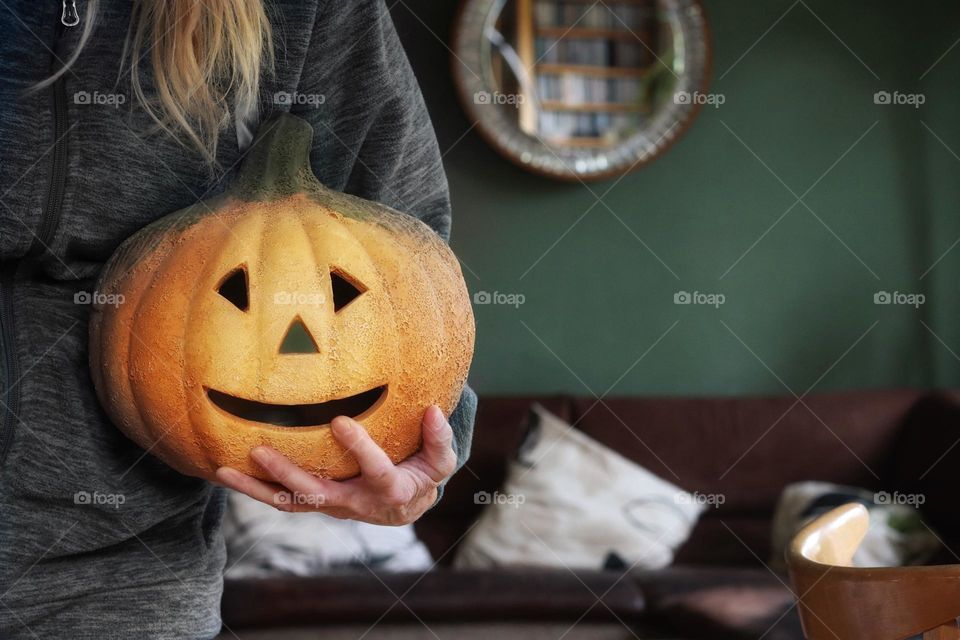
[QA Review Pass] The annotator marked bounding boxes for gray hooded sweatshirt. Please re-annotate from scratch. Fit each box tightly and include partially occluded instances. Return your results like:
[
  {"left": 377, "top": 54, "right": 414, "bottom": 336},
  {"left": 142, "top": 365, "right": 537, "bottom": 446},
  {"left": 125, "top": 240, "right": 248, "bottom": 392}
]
[{"left": 0, "top": 2, "right": 476, "bottom": 638}]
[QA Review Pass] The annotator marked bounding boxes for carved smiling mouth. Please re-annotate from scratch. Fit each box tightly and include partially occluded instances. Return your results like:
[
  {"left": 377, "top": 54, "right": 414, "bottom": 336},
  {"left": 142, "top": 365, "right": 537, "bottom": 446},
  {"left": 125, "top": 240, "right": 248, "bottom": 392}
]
[{"left": 206, "top": 385, "right": 387, "bottom": 427}]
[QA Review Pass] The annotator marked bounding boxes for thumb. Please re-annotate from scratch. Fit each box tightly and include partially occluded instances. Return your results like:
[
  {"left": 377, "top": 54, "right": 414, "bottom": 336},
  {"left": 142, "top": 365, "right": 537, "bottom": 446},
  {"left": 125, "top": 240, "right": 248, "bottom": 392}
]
[{"left": 419, "top": 406, "right": 457, "bottom": 483}]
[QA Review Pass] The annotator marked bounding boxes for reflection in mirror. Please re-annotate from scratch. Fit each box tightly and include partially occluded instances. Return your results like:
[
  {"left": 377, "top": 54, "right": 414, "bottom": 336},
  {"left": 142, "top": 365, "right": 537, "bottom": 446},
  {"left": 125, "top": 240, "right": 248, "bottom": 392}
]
[{"left": 454, "top": 0, "right": 711, "bottom": 181}]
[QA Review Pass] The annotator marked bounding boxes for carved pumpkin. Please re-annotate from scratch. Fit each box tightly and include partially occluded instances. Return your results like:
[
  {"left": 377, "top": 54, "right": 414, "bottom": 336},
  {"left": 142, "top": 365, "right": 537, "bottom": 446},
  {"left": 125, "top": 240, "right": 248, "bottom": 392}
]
[{"left": 89, "top": 113, "right": 474, "bottom": 482}]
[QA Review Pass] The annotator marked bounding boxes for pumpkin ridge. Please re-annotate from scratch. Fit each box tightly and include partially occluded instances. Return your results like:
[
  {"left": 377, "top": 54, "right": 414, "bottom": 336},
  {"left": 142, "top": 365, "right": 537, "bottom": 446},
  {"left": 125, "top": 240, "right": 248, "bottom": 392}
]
[
  {"left": 396, "top": 233, "right": 446, "bottom": 428},
  {"left": 335, "top": 223, "right": 403, "bottom": 446},
  {"left": 251, "top": 208, "right": 265, "bottom": 393},
  {"left": 93, "top": 226, "right": 183, "bottom": 458},
  {"left": 143, "top": 216, "right": 230, "bottom": 463},
  {"left": 401, "top": 227, "right": 468, "bottom": 412},
  {"left": 294, "top": 206, "right": 325, "bottom": 311},
  {"left": 294, "top": 209, "right": 334, "bottom": 373},
  {"left": 121, "top": 213, "right": 222, "bottom": 463},
  {"left": 158, "top": 209, "right": 244, "bottom": 468}
]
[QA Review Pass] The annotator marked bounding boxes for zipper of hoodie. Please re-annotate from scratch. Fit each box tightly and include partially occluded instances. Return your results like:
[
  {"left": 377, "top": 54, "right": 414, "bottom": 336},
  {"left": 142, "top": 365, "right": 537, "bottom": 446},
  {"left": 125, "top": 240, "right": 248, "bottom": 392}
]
[
  {"left": 0, "top": 265, "right": 19, "bottom": 463},
  {"left": 29, "top": 39, "right": 70, "bottom": 256},
  {"left": 32, "top": 2, "right": 78, "bottom": 254},
  {"left": 0, "top": 13, "right": 74, "bottom": 463}
]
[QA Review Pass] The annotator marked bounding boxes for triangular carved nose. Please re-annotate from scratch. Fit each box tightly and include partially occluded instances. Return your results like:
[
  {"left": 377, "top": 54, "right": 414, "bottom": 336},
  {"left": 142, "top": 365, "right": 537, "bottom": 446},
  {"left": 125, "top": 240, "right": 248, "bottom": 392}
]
[{"left": 279, "top": 316, "right": 319, "bottom": 354}]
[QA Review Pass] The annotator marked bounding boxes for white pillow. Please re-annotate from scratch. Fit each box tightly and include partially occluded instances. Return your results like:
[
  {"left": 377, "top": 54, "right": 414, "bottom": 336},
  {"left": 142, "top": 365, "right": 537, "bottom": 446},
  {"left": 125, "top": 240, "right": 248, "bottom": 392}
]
[
  {"left": 454, "top": 404, "right": 703, "bottom": 570},
  {"left": 223, "top": 491, "right": 433, "bottom": 578}
]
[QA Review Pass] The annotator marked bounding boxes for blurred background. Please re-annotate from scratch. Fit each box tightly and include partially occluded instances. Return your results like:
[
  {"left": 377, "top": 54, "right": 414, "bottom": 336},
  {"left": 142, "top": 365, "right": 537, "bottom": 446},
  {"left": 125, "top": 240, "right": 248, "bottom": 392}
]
[
  {"left": 393, "top": 0, "right": 960, "bottom": 397},
  {"left": 221, "top": 3, "right": 960, "bottom": 639}
]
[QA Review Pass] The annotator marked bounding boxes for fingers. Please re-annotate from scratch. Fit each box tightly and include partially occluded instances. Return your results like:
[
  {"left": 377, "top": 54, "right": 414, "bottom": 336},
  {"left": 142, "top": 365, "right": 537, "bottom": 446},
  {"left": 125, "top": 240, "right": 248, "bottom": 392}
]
[
  {"left": 217, "top": 466, "right": 356, "bottom": 515},
  {"left": 417, "top": 406, "right": 457, "bottom": 483},
  {"left": 246, "top": 446, "right": 353, "bottom": 508},
  {"left": 331, "top": 416, "right": 399, "bottom": 491},
  {"left": 215, "top": 466, "right": 294, "bottom": 510}
]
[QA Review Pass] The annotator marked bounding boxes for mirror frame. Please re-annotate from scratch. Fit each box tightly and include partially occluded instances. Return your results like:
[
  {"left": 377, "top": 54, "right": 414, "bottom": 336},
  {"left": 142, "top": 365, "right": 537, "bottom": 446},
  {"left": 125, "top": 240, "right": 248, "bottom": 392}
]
[{"left": 451, "top": 0, "right": 713, "bottom": 182}]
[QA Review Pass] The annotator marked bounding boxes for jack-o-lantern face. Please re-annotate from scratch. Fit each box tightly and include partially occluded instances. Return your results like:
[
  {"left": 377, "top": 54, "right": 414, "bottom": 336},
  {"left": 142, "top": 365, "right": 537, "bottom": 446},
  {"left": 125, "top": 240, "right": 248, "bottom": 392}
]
[
  {"left": 204, "top": 262, "right": 386, "bottom": 429},
  {"left": 89, "top": 114, "right": 475, "bottom": 481}
]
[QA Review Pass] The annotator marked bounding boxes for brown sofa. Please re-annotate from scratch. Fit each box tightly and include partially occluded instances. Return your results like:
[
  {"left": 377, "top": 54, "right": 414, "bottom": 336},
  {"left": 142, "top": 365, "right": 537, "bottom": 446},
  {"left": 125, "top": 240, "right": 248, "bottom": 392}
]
[{"left": 221, "top": 389, "right": 960, "bottom": 639}]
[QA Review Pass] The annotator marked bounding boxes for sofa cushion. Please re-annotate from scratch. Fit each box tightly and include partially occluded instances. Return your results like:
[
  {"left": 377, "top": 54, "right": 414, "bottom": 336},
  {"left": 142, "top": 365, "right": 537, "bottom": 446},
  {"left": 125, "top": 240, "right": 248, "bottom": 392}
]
[
  {"left": 416, "top": 396, "right": 571, "bottom": 561},
  {"left": 454, "top": 404, "right": 702, "bottom": 570},
  {"left": 768, "top": 481, "right": 940, "bottom": 570},
  {"left": 223, "top": 491, "right": 433, "bottom": 577}
]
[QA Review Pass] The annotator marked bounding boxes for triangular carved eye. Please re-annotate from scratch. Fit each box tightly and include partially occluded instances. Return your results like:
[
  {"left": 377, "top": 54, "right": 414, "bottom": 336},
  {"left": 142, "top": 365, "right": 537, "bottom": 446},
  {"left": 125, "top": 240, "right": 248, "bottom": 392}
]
[
  {"left": 217, "top": 266, "right": 248, "bottom": 311},
  {"left": 330, "top": 269, "right": 365, "bottom": 312}
]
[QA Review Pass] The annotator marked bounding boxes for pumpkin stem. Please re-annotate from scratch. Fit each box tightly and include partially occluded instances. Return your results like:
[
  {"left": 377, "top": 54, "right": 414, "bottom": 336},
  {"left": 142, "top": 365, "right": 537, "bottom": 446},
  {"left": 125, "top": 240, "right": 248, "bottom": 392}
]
[{"left": 233, "top": 113, "right": 321, "bottom": 201}]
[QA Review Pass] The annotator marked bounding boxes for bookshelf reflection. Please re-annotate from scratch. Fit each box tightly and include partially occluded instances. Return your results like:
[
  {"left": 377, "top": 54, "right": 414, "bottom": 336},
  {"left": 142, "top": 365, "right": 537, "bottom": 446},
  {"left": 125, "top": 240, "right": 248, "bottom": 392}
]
[{"left": 488, "top": 0, "right": 678, "bottom": 148}]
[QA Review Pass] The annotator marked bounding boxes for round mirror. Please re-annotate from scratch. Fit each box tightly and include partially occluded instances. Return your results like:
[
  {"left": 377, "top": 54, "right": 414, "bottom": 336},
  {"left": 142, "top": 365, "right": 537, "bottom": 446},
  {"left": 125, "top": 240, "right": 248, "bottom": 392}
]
[{"left": 452, "top": 0, "right": 712, "bottom": 181}]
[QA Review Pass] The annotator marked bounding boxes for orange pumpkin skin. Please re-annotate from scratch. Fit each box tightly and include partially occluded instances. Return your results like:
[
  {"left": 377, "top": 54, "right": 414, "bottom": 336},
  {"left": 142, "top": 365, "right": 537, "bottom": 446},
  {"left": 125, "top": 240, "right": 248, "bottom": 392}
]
[{"left": 89, "top": 114, "right": 474, "bottom": 482}]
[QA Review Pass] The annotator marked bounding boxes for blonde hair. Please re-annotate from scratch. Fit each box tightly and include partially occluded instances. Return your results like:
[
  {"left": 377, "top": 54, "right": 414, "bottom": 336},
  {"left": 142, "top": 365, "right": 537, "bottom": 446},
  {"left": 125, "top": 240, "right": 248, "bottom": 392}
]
[{"left": 39, "top": 0, "right": 274, "bottom": 166}]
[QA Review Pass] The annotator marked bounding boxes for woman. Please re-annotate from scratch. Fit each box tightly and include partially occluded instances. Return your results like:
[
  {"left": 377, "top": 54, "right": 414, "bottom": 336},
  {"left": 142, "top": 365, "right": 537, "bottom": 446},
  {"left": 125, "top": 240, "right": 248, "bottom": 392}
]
[{"left": 0, "top": 1, "right": 476, "bottom": 638}]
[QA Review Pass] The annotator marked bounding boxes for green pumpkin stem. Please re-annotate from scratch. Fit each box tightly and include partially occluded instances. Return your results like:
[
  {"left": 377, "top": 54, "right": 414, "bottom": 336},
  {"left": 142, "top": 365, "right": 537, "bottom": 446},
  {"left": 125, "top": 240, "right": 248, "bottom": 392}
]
[{"left": 233, "top": 113, "right": 322, "bottom": 201}]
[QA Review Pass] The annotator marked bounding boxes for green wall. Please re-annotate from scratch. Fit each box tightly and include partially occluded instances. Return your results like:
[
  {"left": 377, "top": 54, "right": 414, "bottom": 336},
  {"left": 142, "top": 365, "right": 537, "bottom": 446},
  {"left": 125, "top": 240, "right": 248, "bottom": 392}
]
[{"left": 392, "top": 1, "right": 960, "bottom": 396}]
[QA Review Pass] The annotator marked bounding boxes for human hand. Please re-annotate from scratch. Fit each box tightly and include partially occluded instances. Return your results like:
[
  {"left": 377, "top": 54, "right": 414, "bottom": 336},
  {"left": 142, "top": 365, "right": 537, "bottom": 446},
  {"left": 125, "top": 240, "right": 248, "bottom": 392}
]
[{"left": 215, "top": 405, "right": 456, "bottom": 525}]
